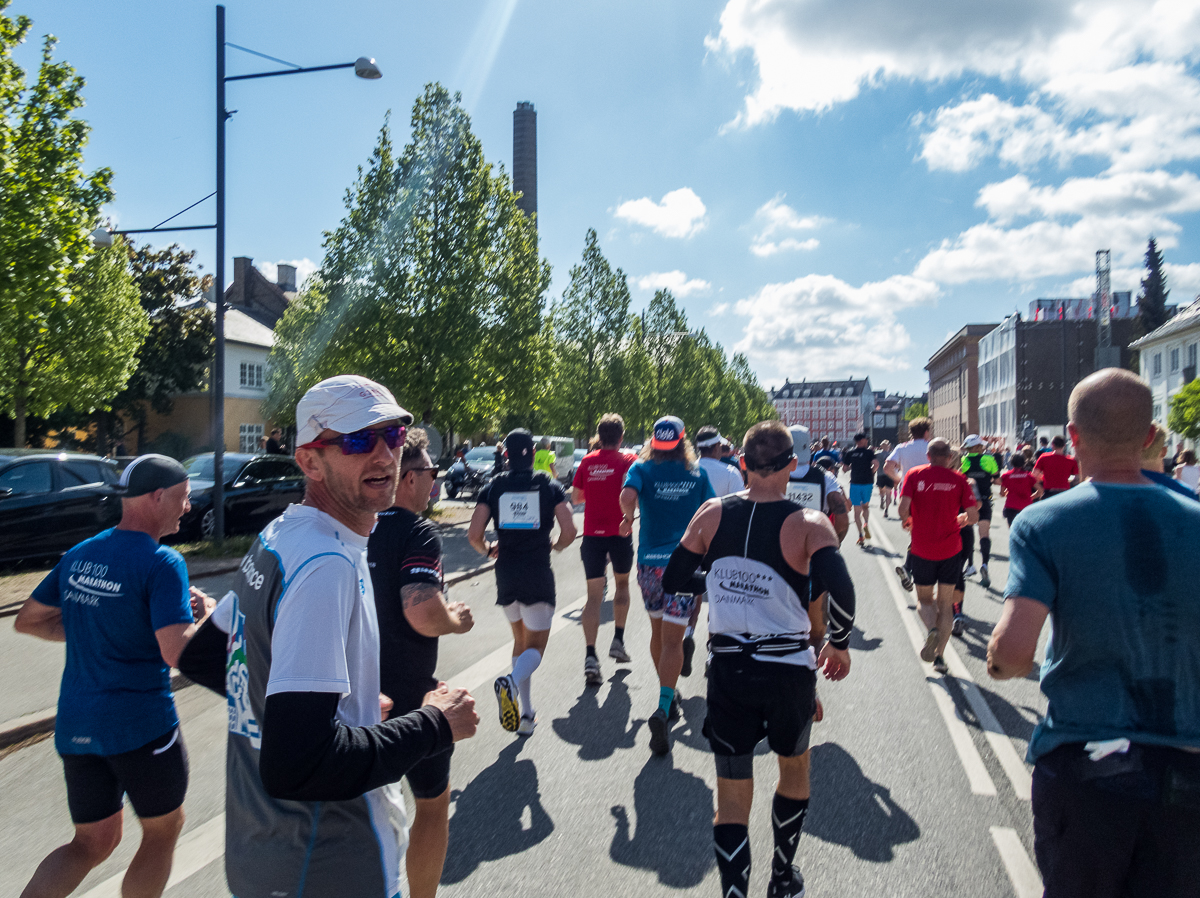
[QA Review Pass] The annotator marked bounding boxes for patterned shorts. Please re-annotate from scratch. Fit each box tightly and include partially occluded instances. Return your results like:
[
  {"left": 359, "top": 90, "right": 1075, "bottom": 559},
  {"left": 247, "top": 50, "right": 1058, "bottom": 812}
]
[{"left": 636, "top": 564, "right": 696, "bottom": 625}]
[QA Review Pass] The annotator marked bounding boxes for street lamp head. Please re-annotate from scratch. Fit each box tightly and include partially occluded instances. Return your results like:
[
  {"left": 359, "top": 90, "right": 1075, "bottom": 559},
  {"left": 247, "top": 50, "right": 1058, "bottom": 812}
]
[
  {"left": 91, "top": 227, "right": 114, "bottom": 248},
  {"left": 354, "top": 57, "right": 382, "bottom": 79}
]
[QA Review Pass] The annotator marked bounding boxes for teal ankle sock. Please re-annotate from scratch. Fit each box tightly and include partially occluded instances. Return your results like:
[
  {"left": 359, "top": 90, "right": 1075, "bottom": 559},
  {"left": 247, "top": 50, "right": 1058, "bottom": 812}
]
[{"left": 658, "top": 686, "right": 675, "bottom": 715}]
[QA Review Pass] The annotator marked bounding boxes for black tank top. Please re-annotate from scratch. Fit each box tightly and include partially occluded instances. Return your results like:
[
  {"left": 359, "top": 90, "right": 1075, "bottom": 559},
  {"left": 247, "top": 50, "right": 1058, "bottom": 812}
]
[{"left": 703, "top": 495, "right": 811, "bottom": 608}]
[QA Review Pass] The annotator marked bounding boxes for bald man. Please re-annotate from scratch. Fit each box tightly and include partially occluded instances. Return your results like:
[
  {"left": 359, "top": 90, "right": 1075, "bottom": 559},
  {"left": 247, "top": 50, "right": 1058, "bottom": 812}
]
[{"left": 988, "top": 369, "right": 1200, "bottom": 898}]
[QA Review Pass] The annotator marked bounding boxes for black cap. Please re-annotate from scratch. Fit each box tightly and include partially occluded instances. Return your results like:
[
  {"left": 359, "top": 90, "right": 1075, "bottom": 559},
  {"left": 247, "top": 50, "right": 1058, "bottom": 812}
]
[
  {"left": 505, "top": 429, "right": 535, "bottom": 469},
  {"left": 117, "top": 454, "right": 188, "bottom": 497},
  {"left": 854, "top": 431, "right": 867, "bottom": 442}
]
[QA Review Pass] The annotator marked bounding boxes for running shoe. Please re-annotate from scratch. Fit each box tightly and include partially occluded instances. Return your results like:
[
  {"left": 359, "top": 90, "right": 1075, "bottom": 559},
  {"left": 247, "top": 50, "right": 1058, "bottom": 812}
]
[
  {"left": 584, "top": 655, "right": 603, "bottom": 687},
  {"left": 609, "top": 637, "right": 631, "bottom": 663},
  {"left": 863, "top": 524, "right": 871, "bottom": 539},
  {"left": 979, "top": 563, "right": 991, "bottom": 588},
  {"left": 493, "top": 674, "right": 520, "bottom": 732},
  {"left": 856, "top": 534, "right": 865, "bottom": 547},
  {"left": 920, "top": 627, "right": 939, "bottom": 662},
  {"left": 767, "top": 866, "right": 806, "bottom": 898},
  {"left": 516, "top": 715, "right": 537, "bottom": 737},
  {"left": 933, "top": 655, "right": 949, "bottom": 675},
  {"left": 648, "top": 708, "right": 670, "bottom": 756},
  {"left": 895, "top": 565, "right": 914, "bottom": 592},
  {"left": 952, "top": 614, "right": 965, "bottom": 637},
  {"left": 668, "top": 694, "right": 682, "bottom": 722},
  {"left": 964, "top": 563, "right": 978, "bottom": 577},
  {"left": 681, "top": 635, "right": 696, "bottom": 677}
]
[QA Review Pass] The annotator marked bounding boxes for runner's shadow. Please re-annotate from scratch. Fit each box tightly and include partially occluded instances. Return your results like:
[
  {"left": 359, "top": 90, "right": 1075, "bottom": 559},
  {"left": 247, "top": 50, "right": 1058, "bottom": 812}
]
[
  {"left": 861, "top": 545, "right": 901, "bottom": 559},
  {"left": 551, "top": 669, "right": 643, "bottom": 760},
  {"left": 609, "top": 754, "right": 714, "bottom": 888},
  {"left": 442, "top": 741, "right": 553, "bottom": 883},
  {"left": 805, "top": 742, "right": 919, "bottom": 862},
  {"left": 849, "top": 627, "right": 883, "bottom": 652},
  {"left": 561, "top": 602, "right": 615, "bottom": 626},
  {"left": 665, "top": 692, "right": 712, "bottom": 753}
]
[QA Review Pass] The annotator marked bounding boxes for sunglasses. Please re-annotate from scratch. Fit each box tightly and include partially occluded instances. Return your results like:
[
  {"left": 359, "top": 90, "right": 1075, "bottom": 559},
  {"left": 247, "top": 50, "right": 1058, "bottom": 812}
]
[
  {"left": 403, "top": 465, "right": 439, "bottom": 476},
  {"left": 300, "top": 424, "right": 406, "bottom": 455}
]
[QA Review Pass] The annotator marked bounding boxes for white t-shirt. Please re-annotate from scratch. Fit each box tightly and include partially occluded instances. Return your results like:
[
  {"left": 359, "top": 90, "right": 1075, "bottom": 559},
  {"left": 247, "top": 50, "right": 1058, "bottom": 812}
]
[
  {"left": 787, "top": 465, "right": 844, "bottom": 514},
  {"left": 1178, "top": 464, "right": 1200, "bottom": 493},
  {"left": 887, "top": 439, "right": 930, "bottom": 479},
  {"left": 699, "top": 457, "right": 745, "bottom": 497}
]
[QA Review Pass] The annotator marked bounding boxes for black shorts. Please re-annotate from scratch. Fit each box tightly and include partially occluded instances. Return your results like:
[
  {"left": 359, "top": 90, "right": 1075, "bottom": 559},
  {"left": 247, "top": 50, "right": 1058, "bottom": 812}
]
[
  {"left": 579, "top": 535, "right": 634, "bottom": 580},
  {"left": 1003, "top": 506, "right": 1021, "bottom": 526},
  {"left": 704, "top": 657, "right": 816, "bottom": 761},
  {"left": 906, "top": 550, "right": 961, "bottom": 586},
  {"left": 876, "top": 474, "right": 892, "bottom": 489},
  {"left": 1043, "top": 488, "right": 1068, "bottom": 500},
  {"left": 495, "top": 561, "right": 555, "bottom": 607},
  {"left": 977, "top": 497, "right": 993, "bottom": 522},
  {"left": 61, "top": 727, "right": 188, "bottom": 824},
  {"left": 406, "top": 745, "right": 453, "bottom": 799}
]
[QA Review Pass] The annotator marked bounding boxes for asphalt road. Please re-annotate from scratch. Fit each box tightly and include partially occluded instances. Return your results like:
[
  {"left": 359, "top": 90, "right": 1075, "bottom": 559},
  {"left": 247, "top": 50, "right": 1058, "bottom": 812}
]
[{"left": 0, "top": 485, "right": 1048, "bottom": 898}]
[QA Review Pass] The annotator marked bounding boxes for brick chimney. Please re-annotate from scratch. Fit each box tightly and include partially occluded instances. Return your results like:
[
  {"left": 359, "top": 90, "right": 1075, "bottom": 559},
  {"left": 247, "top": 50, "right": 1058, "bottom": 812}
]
[
  {"left": 231, "top": 257, "right": 252, "bottom": 309},
  {"left": 277, "top": 263, "right": 297, "bottom": 293}
]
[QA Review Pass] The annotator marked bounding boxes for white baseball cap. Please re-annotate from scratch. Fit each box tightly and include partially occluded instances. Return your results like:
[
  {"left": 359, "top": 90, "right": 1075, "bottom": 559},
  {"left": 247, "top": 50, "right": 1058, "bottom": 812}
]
[
  {"left": 962, "top": 433, "right": 985, "bottom": 450},
  {"left": 788, "top": 424, "right": 812, "bottom": 466},
  {"left": 295, "top": 375, "right": 412, "bottom": 447}
]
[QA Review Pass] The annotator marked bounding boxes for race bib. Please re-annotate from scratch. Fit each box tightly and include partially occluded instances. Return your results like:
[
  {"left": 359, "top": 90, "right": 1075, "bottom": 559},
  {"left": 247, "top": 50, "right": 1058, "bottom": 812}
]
[
  {"left": 499, "top": 491, "right": 540, "bottom": 529},
  {"left": 786, "top": 481, "right": 822, "bottom": 511}
]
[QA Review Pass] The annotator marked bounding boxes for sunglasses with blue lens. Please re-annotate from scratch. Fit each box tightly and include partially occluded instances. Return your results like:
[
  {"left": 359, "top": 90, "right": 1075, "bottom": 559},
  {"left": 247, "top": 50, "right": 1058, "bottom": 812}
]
[{"left": 300, "top": 424, "right": 406, "bottom": 456}]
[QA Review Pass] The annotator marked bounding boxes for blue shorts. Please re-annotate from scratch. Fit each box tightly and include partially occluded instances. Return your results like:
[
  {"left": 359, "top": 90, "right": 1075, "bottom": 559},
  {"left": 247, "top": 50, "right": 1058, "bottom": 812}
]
[
  {"left": 849, "top": 483, "right": 874, "bottom": 507},
  {"left": 636, "top": 564, "right": 696, "bottom": 625}
]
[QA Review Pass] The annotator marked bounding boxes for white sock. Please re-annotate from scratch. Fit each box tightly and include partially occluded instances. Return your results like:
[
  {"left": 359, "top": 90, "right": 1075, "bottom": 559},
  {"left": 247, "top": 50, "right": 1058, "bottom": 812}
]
[
  {"left": 511, "top": 648, "right": 542, "bottom": 717},
  {"left": 684, "top": 625, "right": 695, "bottom": 639}
]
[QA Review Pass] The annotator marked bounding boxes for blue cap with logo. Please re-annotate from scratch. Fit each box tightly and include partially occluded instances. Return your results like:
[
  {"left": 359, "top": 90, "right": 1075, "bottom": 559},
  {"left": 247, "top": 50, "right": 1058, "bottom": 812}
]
[{"left": 650, "top": 415, "right": 686, "bottom": 451}]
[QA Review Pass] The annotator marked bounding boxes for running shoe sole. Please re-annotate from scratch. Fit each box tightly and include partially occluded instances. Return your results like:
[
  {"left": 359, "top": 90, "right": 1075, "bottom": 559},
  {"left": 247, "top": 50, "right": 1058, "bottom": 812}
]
[
  {"left": 920, "top": 628, "right": 939, "bottom": 663},
  {"left": 979, "top": 567, "right": 991, "bottom": 588},
  {"left": 863, "top": 525, "right": 871, "bottom": 539},
  {"left": 951, "top": 615, "right": 965, "bottom": 637},
  {"left": 609, "top": 639, "right": 631, "bottom": 663},
  {"left": 933, "top": 656, "right": 949, "bottom": 675},
  {"left": 494, "top": 675, "right": 520, "bottom": 732},
  {"left": 895, "top": 565, "right": 914, "bottom": 592},
  {"left": 681, "top": 636, "right": 695, "bottom": 677},
  {"left": 584, "top": 660, "right": 603, "bottom": 687},
  {"left": 648, "top": 710, "right": 670, "bottom": 756}
]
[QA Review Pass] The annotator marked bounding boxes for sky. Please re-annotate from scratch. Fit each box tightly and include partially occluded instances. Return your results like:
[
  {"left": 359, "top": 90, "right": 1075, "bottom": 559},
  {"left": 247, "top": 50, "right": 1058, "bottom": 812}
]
[{"left": 12, "top": 0, "right": 1200, "bottom": 396}]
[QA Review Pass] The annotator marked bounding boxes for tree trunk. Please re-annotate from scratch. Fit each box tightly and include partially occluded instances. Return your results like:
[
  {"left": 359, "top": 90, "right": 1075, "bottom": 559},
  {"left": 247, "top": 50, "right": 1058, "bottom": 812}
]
[{"left": 13, "top": 383, "right": 27, "bottom": 448}]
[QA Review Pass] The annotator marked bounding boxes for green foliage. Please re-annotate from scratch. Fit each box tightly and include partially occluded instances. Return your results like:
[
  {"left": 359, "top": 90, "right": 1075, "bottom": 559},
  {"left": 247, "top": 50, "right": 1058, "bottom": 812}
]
[
  {"left": 267, "top": 85, "right": 551, "bottom": 437},
  {"left": 0, "top": 5, "right": 142, "bottom": 446},
  {"left": 1168, "top": 379, "right": 1200, "bottom": 443},
  {"left": 904, "top": 401, "right": 929, "bottom": 420},
  {"left": 1136, "top": 237, "right": 1170, "bottom": 336}
]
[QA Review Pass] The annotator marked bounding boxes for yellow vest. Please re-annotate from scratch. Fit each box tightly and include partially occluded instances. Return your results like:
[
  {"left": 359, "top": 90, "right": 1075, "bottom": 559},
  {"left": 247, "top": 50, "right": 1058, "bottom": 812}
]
[{"left": 534, "top": 448, "right": 556, "bottom": 476}]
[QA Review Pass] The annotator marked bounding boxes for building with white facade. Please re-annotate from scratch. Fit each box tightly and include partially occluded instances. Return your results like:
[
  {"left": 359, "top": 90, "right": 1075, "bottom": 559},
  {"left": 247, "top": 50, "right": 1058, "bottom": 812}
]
[
  {"left": 1132, "top": 298, "right": 1200, "bottom": 448},
  {"left": 769, "top": 378, "right": 874, "bottom": 446}
]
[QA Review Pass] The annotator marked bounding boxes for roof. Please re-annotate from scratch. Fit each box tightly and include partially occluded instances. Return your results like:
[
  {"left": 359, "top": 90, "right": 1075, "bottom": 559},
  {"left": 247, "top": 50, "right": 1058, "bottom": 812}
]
[
  {"left": 204, "top": 302, "right": 275, "bottom": 348},
  {"left": 1130, "top": 298, "right": 1200, "bottom": 348},
  {"left": 770, "top": 378, "right": 871, "bottom": 400},
  {"left": 925, "top": 324, "right": 999, "bottom": 368}
]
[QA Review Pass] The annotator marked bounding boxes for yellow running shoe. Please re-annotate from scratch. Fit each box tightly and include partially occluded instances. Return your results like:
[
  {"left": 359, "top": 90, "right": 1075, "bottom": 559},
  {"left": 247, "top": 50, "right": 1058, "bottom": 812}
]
[{"left": 494, "top": 674, "right": 520, "bottom": 732}]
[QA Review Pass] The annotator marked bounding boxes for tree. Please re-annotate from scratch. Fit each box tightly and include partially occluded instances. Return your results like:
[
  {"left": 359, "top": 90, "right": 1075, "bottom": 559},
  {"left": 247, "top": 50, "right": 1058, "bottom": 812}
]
[
  {"left": 109, "top": 244, "right": 213, "bottom": 452},
  {"left": 1168, "top": 380, "right": 1200, "bottom": 443},
  {"left": 1136, "top": 237, "right": 1170, "bottom": 336},
  {"left": 267, "top": 85, "right": 551, "bottom": 439},
  {"left": 904, "top": 401, "right": 929, "bottom": 420},
  {"left": 0, "top": 7, "right": 142, "bottom": 446}
]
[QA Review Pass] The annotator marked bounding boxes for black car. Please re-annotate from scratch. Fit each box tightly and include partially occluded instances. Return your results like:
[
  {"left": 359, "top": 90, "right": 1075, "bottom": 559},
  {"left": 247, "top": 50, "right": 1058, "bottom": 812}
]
[
  {"left": 0, "top": 451, "right": 123, "bottom": 563},
  {"left": 178, "top": 453, "right": 305, "bottom": 540}
]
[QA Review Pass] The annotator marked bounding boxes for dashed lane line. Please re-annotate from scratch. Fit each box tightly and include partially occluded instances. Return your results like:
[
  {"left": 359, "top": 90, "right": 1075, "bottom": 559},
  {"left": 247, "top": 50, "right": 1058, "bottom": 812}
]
[{"left": 990, "top": 826, "right": 1043, "bottom": 898}]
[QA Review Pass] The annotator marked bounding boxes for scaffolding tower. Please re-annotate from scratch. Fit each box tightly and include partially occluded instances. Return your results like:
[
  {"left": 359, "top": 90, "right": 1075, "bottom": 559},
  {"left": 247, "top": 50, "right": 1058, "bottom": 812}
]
[{"left": 1094, "top": 249, "right": 1120, "bottom": 368}]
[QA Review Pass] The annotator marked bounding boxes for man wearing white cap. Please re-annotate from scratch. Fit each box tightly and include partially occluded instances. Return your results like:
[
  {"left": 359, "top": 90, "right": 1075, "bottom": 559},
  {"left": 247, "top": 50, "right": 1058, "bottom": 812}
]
[{"left": 180, "top": 375, "right": 479, "bottom": 898}]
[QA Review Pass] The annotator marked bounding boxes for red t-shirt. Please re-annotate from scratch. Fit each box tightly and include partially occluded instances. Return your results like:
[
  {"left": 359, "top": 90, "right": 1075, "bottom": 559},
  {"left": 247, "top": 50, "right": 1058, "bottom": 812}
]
[
  {"left": 572, "top": 449, "right": 637, "bottom": 536},
  {"left": 1034, "top": 452, "right": 1079, "bottom": 490},
  {"left": 900, "top": 463, "right": 976, "bottom": 561},
  {"left": 1000, "top": 469, "right": 1037, "bottom": 510}
]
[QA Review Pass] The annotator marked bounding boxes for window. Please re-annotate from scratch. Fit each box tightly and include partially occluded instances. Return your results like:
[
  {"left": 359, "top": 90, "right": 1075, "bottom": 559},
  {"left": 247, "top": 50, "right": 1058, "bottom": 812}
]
[
  {"left": 0, "top": 462, "right": 53, "bottom": 495},
  {"left": 239, "top": 362, "right": 264, "bottom": 390},
  {"left": 62, "top": 461, "right": 109, "bottom": 486},
  {"left": 1153, "top": 353, "right": 1163, "bottom": 376},
  {"left": 239, "top": 423, "right": 264, "bottom": 453},
  {"left": 1171, "top": 348, "right": 1180, "bottom": 372},
  {"left": 1154, "top": 404, "right": 1163, "bottom": 421},
  {"left": 1188, "top": 343, "right": 1197, "bottom": 369}
]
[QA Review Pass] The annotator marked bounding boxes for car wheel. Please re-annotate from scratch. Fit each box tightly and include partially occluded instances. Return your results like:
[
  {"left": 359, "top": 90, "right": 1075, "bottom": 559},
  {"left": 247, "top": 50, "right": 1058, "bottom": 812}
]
[
  {"left": 201, "top": 508, "right": 218, "bottom": 540},
  {"left": 446, "top": 483, "right": 459, "bottom": 499}
]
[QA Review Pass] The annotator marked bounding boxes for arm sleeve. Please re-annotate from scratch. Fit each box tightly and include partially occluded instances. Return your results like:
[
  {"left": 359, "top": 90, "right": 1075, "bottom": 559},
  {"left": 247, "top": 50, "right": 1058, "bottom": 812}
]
[
  {"left": 177, "top": 615, "right": 229, "bottom": 695},
  {"left": 149, "top": 551, "right": 195, "bottom": 630},
  {"left": 266, "top": 556, "right": 358, "bottom": 697},
  {"left": 30, "top": 561, "right": 63, "bottom": 607},
  {"left": 259, "top": 691, "right": 453, "bottom": 802},
  {"left": 662, "top": 544, "right": 707, "bottom": 595},
  {"left": 809, "top": 546, "right": 855, "bottom": 649}
]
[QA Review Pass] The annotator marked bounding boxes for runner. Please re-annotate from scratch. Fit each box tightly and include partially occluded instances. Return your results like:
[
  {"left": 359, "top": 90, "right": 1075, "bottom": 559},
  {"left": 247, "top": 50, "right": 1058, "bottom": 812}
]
[
  {"left": 785, "top": 425, "right": 850, "bottom": 544},
  {"left": 988, "top": 368, "right": 1200, "bottom": 896},
  {"left": 959, "top": 434, "right": 999, "bottom": 586},
  {"left": 662, "top": 419, "right": 855, "bottom": 898},
  {"left": 1033, "top": 436, "right": 1080, "bottom": 498},
  {"left": 470, "top": 429, "right": 576, "bottom": 737},
  {"left": 177, "top": 375, "right": 479, "bottom": 898},
  {"left": 875, "top": 439, "right": 894, "bottom": 517},
  {"left": 619, "top": 415, "right": 714, "bottom": 755},
  {"left": 369, "top": 428, "right": 475, "bottom": 898},
  {"left": 1175, "top": 449, "right": 1200, "bottom": 496},
  {"left": 533, "top": 437, "right": 556, "bottom": 478},
  {"left": 571, "top": 413, "right": 638, "bottom": 687},
  {"left": 841, "top": 431, "right": 878, "bottom": 546},
  {"left": 999, "top": 454, "right": 1043, "bottom": 527},
  {"left": 812, "top": 436, "right": 840, "bottom": 468},
  {"left": 696, "top": 425, "right": 747, "bottom": 498},
  {"left": 897, "top": 438, "right": 978, "bottom": 674},
  {"left": 1034, "top": 436, "right": 1052, "bottom": 457},
  {"left": 14, "top": 455, "right": 212, "bottom": 898},
  {"left": 885, "top": 416, "right": 933, "bottom": 592}
]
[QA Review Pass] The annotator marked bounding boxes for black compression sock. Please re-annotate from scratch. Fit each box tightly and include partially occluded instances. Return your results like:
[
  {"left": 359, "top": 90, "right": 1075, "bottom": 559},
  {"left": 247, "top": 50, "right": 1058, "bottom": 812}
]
[
  {"left": 614, "top": 626, "right": 625, "bottom": 643},
  {"left": 980, "top": 537, "right": 991, "bottom": 565},
  {"left": 586, "top": 645, "right": 597, "bottom": 659},
  {"left": 714, "top": 824, "right": 750, "bottom": 898},
  {"left": 771, "top": 794, "right": 809, "bottom": 881}
]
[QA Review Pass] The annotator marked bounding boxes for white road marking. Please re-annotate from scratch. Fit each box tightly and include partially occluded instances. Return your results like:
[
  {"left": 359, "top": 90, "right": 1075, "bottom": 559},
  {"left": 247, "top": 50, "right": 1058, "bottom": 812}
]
[
  {"left": 79, "top": 813, "right": 225, "bottom": 898},
  {"left": 990, "top": 826, "right": 1043, "bottom": 898}
]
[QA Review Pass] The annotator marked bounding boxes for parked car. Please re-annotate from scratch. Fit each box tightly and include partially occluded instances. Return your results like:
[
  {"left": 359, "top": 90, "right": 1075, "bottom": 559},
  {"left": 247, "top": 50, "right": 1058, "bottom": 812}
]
[
  {"left": 178, "top": 453, "right": 305, "bottom": 540},
  {"left": 444, "top": 446, "right": 497, "bottom": 499},
  {"left": 0, "top": 451, "right": 122, "bottom": 563},
  {"left": 568, "top": 448, "right": 587, "bottom": 486},
  {"left": 532, "top": 435, "right": 576, "bottom": 482}
]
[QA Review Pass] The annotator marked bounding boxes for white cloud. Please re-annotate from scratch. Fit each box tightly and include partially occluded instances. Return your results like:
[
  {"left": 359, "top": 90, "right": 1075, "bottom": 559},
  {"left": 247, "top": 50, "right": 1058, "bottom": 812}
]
[
  {"left": 635, "top": 270, "right": 712, "bottom": 297},
  {"left": 752, "top": 237, "right": 820, "bottom": 257},
  {"left": 711, "top": 302, "right": 730, "bottom": 316},
  {"left": 255, "top": 258, "right": 319, "bottom": 290},
  {"left": 977, "top": 171, "right": 1200, "bottom": 225},
  {"left": 732, "top": 274, "right": 939, "bottom": 383},
  {"left": 614, "top": 188, "right": 707, "bottom": 238},
  {"left": 749, "top": 195, "right": 826, "bottom": 256}
]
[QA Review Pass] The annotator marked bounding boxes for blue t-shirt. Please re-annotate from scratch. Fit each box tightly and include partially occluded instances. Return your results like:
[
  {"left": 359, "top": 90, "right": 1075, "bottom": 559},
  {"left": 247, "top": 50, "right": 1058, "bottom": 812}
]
[
  {"left": 1143, "top": 468, "right": 1200, "bottom": 501},
  {"left": 1005, "top": 483, "right": 1200, "bottom": 761},
  {"left": 813, "top": 449, "right": 840, "bottom": 466},
  {"left": 624, "top": 459, "right": 714, "bottom": 566},
  {"left": 32, "top": 528, "right": 193, "bottom": 756}
]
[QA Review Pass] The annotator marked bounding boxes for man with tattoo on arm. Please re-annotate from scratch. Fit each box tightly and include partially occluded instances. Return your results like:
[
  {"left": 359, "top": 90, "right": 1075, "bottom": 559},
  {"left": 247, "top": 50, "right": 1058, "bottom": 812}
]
[{"left": 369, "top": 427, "right": 474, "bottom": 898}]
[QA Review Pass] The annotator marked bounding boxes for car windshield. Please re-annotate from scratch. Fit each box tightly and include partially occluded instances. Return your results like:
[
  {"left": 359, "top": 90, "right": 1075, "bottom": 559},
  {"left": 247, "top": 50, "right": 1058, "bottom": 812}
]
[
  {"left": 575, "top": 449, "right": 586, "bottom": 461},
  {"left": 183, "top": 456, "right": 215, "bottom": 480},
  {"left": 466, "top": 447, "right": 495, "bottom": 462}
]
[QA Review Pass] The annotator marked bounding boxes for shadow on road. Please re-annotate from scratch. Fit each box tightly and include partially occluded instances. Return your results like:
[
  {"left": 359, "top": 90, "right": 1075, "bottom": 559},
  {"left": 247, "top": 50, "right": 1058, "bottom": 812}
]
[
  {"left": 806, "top": 742, "right": 919, "bottom": 861},
  {"left": 552, "top": 669, "right": 643, "bottom": 760},
  {"left": 609, "top": 754, "right": 714, "bottom": 888},
  {"left": 849, "top": 626, "right": 883, "bottom": 652},
  {"left": 861, "top": 544, "right": 901, "bottom": 560},
  {"left": 442, "top": 741, "right": 553, "bottom": 883}
]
